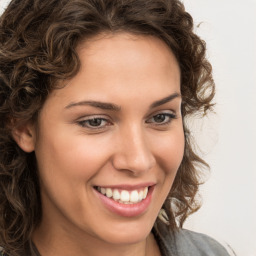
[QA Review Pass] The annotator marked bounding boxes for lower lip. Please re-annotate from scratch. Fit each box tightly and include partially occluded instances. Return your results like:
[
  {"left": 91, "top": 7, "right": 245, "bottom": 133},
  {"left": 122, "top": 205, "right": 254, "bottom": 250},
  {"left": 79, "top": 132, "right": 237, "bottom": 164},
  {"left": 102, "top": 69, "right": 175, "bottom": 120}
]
[{"left": 94, "top": 186, "right": 154, "bottom": 217}]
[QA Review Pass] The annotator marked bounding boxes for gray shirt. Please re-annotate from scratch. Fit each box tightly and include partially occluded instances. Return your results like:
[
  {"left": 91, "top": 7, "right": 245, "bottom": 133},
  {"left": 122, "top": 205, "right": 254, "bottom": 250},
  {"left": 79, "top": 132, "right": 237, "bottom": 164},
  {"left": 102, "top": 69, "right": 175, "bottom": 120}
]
[{"left": 153, "top": 220, "right": 231, "bottom": 256}]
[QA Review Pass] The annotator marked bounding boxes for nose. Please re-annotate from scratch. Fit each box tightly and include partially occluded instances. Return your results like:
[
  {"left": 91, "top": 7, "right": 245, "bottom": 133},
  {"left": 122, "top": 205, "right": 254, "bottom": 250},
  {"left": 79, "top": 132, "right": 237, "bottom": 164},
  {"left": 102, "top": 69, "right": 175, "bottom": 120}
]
[{"left": 111, "top": 124, "right": 156, "bottom": 176}]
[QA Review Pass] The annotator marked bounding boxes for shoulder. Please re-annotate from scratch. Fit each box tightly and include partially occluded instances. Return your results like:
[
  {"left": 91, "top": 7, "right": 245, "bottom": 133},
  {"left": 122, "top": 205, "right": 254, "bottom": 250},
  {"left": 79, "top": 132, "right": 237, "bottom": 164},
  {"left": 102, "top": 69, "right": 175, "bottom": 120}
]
[
  {"left": 174, "top": 229, "right": 231, "bottom": 255},
  {"left": 153, "top": 221, "right": 231, "bottom": 256}
]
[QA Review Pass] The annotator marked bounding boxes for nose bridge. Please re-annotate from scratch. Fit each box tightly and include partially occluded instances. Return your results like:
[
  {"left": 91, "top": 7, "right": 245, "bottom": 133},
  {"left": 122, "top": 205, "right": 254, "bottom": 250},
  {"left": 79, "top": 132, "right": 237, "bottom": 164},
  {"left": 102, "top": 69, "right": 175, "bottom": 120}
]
[{"left": 112, "top": 123, "right": 156, "bottom": 174}]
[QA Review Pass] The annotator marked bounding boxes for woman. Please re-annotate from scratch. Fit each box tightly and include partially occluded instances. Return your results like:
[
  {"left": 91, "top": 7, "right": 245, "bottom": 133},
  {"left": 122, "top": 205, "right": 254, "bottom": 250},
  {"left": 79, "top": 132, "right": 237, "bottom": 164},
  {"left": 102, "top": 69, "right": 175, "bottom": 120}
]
[{"left": 0, "top": 0, "right": 230, "bottom": 255}]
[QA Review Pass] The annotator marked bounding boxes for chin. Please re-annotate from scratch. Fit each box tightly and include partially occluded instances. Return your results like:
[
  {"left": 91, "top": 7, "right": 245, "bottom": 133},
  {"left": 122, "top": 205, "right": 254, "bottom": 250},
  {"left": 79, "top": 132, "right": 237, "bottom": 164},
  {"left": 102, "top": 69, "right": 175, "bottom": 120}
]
[
  {"left": 94, "top": 217, "right": 155, "bottom": 245},
  {"left": 102, "top": 230, "right": 149, "bottom": 245}
]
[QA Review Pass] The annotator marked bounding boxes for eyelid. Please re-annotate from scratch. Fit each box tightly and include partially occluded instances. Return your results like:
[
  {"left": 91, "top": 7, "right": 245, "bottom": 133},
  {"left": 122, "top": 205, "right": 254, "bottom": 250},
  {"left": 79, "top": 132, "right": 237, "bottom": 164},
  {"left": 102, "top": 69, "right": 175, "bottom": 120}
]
[{"left": 146, "top": 109, "right": 176, "bottom": 119}]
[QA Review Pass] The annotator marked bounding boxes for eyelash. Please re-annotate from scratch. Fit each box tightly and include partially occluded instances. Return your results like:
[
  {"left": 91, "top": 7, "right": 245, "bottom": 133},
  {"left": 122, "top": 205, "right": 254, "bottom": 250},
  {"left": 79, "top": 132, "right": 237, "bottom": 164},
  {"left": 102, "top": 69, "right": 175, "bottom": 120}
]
[
  {"left": 77, "top": 112, "right": 177, "bottom": 130},
  {"left": 77, "top": 116, "right": 111, "bottom": 130},
  {"left": 145, "top": 113, "right": 177, "bottom": 126}
]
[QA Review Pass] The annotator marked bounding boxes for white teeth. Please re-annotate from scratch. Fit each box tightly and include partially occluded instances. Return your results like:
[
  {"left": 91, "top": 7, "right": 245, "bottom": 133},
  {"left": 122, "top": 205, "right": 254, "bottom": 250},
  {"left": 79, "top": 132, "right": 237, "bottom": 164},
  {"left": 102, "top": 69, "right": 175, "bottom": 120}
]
[
  {"left": 97, "top": 186, "right": 150, "bottom": 204},
  {"left": 112, "top": 189, "right": 120, "bottom": 200},
  {"left": 138, "top": 190, "right": 143, "bottom": 201},
  {"left": 100, "top": 187, "right": 106, "bottom": 194},
  {"left": 120, "top": 190, "right": 130, "bottom": 202},
  {"left": 143, "top": 187, "right": 148, "bottom": 199},
  {"left": 130, "top": 190, "right": 139, "bottom": 203},
  {"left": 106, "top": 188, "right": 112, "bottom": 198}
]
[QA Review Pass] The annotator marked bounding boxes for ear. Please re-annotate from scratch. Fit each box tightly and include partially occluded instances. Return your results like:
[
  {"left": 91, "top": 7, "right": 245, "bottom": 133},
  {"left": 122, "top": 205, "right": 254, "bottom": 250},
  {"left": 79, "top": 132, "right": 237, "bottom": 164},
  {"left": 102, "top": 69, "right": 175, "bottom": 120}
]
[{"left": 12, "top": 123, "right": 36, "bottom": 153}]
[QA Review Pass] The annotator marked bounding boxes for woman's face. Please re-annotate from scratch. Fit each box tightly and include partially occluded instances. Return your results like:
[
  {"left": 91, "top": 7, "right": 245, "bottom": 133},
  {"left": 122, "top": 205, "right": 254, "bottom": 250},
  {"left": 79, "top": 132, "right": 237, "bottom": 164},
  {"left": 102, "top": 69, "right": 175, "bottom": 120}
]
[{"left": 33, "top": 33, "right": 184, "bottom": 246}]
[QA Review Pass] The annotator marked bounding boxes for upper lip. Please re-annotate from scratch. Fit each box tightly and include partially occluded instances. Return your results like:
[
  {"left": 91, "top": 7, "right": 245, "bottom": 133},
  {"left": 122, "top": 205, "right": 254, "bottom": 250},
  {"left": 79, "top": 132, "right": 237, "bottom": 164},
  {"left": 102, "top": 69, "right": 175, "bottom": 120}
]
[{"left": 94, "top": 182, "right": 156, "bottom": 190}]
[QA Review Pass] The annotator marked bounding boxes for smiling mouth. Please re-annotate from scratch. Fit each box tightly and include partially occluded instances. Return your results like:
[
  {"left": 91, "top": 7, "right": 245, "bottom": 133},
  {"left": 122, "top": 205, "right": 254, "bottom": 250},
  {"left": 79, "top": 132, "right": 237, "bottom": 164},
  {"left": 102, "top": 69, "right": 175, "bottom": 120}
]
[{"left": 94, "top": 186, "right": 149, "bottom": 204}]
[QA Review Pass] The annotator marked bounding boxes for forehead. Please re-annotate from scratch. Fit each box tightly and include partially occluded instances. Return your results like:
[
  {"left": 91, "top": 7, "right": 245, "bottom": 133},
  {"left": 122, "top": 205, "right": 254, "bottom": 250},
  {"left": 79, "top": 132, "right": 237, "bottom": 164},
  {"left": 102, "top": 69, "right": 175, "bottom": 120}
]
[
  {"left": 77, "top": 32, "right": 180, "bottom": 78},
  {"left": 46, "top": 32, "right": 181, "bottom": 108}
]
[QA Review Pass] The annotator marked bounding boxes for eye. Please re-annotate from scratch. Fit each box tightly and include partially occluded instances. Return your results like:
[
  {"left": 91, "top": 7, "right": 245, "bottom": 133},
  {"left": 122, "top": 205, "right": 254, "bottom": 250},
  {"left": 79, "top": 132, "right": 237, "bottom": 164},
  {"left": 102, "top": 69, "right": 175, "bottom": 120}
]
[
  {"left": 146, "top": 112, "right": 176, "bottom": 125},
  {"left": 77, "top": 117, "right": 110, "bottom": 129}
]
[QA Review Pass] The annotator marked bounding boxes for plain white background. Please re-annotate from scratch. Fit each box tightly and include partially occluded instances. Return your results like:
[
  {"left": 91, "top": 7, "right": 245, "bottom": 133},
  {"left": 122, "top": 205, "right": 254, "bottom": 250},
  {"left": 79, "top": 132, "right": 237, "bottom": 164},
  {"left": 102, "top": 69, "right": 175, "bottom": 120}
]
[
  {"left": 181, "top": 1, "right": 256, "bottom": 256},
  {"left": 1, "top": 0, "right": 255, "bottom": 255}
]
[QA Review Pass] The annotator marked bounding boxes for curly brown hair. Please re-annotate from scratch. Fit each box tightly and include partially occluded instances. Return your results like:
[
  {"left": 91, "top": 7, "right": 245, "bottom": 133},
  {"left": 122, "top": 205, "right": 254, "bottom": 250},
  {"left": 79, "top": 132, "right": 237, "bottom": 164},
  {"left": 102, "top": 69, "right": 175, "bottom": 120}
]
[{"left": 0, "top": 0, "right": 214, "bottom": 255}]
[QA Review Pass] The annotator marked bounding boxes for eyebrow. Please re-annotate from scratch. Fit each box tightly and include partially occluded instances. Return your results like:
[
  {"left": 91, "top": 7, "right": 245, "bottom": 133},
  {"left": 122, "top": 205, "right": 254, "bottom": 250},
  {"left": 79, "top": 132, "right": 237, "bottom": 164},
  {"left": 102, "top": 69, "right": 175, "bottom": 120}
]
[
  {"left": 65, "top": 100, "right": 121, "bottom": 111},
  {"left": 65, "top": 92, "right": 181, "bottom": 111},
  {"left": 149, "top": 92, "right": 181, "bottom": 108}
]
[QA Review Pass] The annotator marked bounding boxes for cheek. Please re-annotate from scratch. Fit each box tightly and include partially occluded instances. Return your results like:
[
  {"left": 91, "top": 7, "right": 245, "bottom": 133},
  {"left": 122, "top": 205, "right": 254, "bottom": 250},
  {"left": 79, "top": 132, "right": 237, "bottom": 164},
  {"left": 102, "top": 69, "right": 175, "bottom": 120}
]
[
  {"left": 152, "top": 128, "right": 185, "bottom": 176},
  {"left": 153, "top": 129, "right": 184, "bottom": 203},
  {"left": 36, "top": 133, "right": 112, "bottom": 182},
  {"left": 34, "top": 131, "right": 114, "bottom": 219}
]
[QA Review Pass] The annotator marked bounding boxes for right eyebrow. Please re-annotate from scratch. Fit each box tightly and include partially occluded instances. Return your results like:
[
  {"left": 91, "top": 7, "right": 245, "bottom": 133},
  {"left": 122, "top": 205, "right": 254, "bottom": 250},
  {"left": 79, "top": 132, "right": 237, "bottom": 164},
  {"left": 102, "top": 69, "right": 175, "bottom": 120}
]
[{"left": 65, "top": 100, "right": 121, "bottom": 111}]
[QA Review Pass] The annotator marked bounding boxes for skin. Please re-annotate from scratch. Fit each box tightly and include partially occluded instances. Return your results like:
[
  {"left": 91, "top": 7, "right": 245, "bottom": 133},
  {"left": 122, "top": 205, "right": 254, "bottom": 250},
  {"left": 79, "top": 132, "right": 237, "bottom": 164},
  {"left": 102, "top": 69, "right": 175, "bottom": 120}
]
[{"left": 15, "top": 33, "right": 184, "bottom": 256}]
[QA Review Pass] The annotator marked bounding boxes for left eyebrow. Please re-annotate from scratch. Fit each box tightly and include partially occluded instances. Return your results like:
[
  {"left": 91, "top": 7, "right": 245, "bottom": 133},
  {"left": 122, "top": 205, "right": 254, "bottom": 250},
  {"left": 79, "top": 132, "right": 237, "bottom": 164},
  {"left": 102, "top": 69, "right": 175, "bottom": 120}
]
[{"left": 150, "top": 92, "right": 181, "bottom": 109}]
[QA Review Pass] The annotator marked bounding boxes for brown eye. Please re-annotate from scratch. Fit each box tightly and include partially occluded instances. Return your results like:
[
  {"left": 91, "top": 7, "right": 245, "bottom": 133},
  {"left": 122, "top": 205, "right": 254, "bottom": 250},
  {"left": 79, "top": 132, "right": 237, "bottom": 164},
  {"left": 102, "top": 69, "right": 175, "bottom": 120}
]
[
  {"left": 146, "top": 112, "right": 176, "bottom": 125},
  {"left": 88, "top": 118, "right": 104, "bottom": 127},
  {"left": 78, "top": 117, "right": 109, "bottom": 129},
  {"left": 153, "top": 114, "right": 167, "bottom": 123}
]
